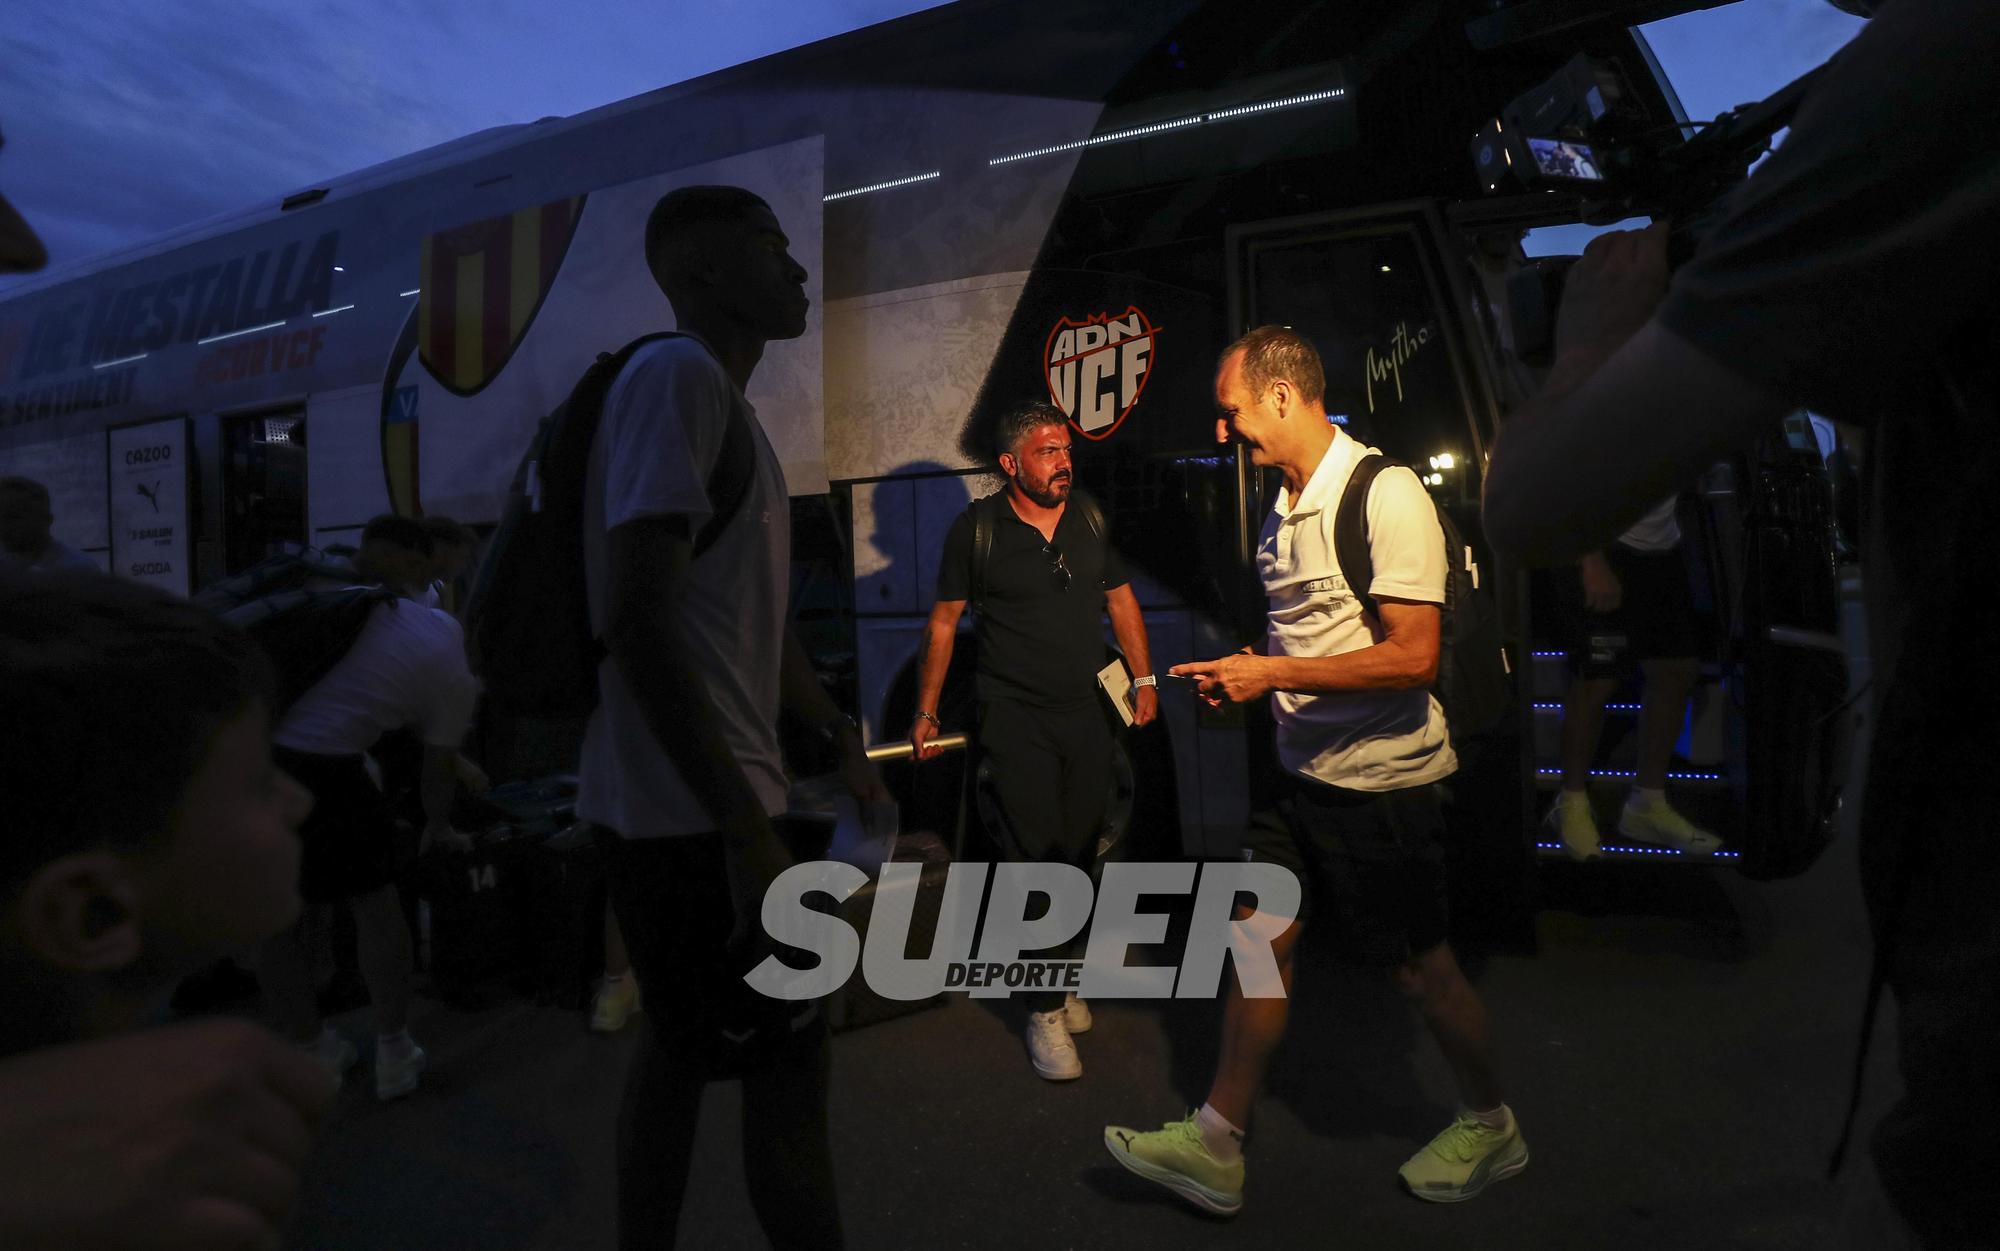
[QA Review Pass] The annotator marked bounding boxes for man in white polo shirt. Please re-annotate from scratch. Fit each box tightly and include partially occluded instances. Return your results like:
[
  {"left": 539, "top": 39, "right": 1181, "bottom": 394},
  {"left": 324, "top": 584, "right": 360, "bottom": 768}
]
[{"left": 1105, "top": 327, "right": 1525, "bottom": 1215}]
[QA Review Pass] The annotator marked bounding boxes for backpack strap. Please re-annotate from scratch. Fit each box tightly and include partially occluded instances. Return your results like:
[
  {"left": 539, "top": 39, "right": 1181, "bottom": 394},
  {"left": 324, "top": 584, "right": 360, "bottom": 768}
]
[
  {"left": 575, "top": 331, "right": 754, "bottom": 560},
  {"left": 1071, "top": 488, "right": 1107, "bottom": 545},
  {"left": 694, "top": 409, "right": 754, "bottom": 558},
  {"left": 969, "top": 493, "right": 998, "bottom": 614},
  {"left": 1333, "top": 454, "right": 1397, "bottom": 616}
]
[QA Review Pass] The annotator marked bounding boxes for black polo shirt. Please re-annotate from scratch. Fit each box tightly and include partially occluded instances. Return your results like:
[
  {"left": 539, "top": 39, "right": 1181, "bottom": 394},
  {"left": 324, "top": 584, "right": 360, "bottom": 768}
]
[{"left": 936, "top": 492, "right": 1129, "bottom": 708}]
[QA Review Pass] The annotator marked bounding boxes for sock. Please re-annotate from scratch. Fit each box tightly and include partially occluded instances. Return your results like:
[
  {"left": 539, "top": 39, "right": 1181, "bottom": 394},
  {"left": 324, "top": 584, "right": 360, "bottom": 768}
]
[
  {"left": 1628, "top": 786, "right": 1666, "bottom": 811},
  {"left": 1467, "top": 1104, "right": 1511, "bottom": 1132},
  {"left": 377, "top": 1028, "right": 415, "bottom": 1060},
  {"left": 1196, "top": 1103, "right": 1246, "bottom": 1163}
]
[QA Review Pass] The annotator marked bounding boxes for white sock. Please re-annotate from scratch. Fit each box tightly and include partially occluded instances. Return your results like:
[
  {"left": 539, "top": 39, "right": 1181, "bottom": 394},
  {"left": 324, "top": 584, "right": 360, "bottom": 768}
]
[
  {"left": 377, "top": 1029, "right": 415, "bottom": 1060},
  {"left": 1467, "top": 1103, "right": 1511, "bottom": 1131},
  {"left": 1628, "top": 787, "right": 1666, "bottom": 811},
  {"left": 1196, "top": 1103, "right": 1245, "bottom": 1163}
]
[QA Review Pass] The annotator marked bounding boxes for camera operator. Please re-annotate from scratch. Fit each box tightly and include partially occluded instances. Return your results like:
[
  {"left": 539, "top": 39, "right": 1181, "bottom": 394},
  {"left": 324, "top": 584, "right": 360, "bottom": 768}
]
[{"left": 1483, "top": 2, "right": 1996, "bottom": 1244}]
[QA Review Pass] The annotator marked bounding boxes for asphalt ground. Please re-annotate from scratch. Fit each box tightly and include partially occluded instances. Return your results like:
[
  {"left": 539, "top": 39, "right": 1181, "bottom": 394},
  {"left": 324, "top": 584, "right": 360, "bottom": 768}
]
[{"left": 284, "top": 817, "right": 1898, "bottom": 1251}]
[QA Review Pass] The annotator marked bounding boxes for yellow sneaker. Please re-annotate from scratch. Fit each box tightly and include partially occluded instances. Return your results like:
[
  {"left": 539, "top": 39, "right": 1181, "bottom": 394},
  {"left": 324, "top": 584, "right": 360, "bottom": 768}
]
[
  {"left": 1398, "top": 1110, "right": 1529, "bottom": 1203},
  {"left": 1544, "top": 791, "right": 1602, "bottom": 861},
  {"left": 1103, "top": 1113, "right": 1244, "bottom": 1216},
  {"left": 590, "top": 974, "right": 641, "bottom": 1033},
  {"left": 1619, "top": 797, "right": 1721, "bottom": 855}
]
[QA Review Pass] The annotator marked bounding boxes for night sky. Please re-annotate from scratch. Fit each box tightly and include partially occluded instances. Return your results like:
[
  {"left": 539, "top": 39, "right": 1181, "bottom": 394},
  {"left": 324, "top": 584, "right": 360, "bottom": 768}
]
[{"left": 0, "top": 0, "right": 1862, "bottom": 289}]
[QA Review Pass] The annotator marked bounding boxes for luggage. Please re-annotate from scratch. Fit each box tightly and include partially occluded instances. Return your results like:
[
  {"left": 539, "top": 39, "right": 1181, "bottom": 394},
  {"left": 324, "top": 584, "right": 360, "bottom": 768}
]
[
  {"left": 417, "top": 827, "right": 540, "bottom": 1002},
  {"left": 526, "top": 821, "right": 607, "bottom": 1011},
  {"left": 827, "top": 831, "right": 955, "bottom": 1032},
  {"left": 415, "top": 776, "right": 579, "bottom": 1001}
]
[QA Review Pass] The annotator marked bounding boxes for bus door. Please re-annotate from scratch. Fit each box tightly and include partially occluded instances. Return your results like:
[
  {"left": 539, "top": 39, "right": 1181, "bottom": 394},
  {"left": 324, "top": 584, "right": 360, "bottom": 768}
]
[
  {"left": 1225, "top": 201, "right": 1537, "bottom": 946},
  {"left": 220, "top": 408, "right": 307, "bottom": 576}
]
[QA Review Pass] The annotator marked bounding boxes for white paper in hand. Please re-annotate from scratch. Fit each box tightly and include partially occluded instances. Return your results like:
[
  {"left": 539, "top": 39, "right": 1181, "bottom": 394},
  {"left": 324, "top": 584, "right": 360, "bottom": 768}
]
[{"left": 1097, "top": 657, "right": 1136, "bottom": 728}]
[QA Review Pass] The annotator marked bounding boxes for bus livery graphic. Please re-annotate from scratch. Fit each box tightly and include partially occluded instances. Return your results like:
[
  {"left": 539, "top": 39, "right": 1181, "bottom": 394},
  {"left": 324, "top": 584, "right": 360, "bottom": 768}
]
[
  {"left": 417, "top": 195, "right": 585, "bottom": 398},
  {"left": 1043, "top": 306, "right": 1159, "bottom": 441}
]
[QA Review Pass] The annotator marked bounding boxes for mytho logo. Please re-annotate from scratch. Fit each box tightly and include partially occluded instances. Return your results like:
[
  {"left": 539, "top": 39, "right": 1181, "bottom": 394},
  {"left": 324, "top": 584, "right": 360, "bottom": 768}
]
[{"left": 744, "top": 861, "right": 1301, "bottom": 1004}]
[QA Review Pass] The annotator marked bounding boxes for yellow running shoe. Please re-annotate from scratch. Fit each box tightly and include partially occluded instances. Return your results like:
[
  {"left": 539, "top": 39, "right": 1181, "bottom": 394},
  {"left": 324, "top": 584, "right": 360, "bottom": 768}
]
[
  {"left": 1103, "top": 1113, "right": 1244, "bottom": 1216},
  {"left": 1398, "top": 1110, "right": 1529, "bottom": 1203}
]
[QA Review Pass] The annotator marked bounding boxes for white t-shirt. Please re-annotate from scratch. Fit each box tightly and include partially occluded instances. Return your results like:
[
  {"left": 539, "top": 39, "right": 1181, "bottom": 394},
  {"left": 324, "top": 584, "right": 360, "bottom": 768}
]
[
  {"left": 1617, "top": 495, "right": 1682, "bottom": 552},
  {"left": 274, "top": 597, "right": 480, "bottom": 755},
  {"left": 1259, "top": 428, "right": 1458, "bottom": 792},
  {"left": 576, "top": 335, "right": 791, "bottom": 839}
]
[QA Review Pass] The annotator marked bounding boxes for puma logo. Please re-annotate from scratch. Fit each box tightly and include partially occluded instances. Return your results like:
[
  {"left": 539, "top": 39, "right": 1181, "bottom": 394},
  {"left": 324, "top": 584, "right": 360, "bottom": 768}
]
[
  {"left": 1115, "top": 1131, "right": 1133, "bottom": 1149},
  {"left": 720, "top": 1026, "right": 758, "bottom": 1044},
  {"left": 136, "top": 481, "right": 161, "bottom": 513}
]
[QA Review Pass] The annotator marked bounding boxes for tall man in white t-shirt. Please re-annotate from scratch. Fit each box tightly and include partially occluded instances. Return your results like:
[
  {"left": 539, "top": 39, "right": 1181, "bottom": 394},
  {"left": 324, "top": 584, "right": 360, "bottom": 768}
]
[
  {"left": 1106, "top": 327, "right": 1526, "bottom": 1215},
  {"left": 1545, "top": 498, "right": 1719, "bottom": 859},
  {"left": 579, "top": 185, "right": 885, "bottom": 1251},
  {"left": 253, "top": 515, "right": 479, "bottom": 1102}
]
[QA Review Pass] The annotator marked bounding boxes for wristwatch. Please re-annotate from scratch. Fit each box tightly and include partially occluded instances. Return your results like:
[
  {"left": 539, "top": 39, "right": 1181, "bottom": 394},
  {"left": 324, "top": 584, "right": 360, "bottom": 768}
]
[{"left": 1133, "top": 675, "right": 1158, "bottom": 689}]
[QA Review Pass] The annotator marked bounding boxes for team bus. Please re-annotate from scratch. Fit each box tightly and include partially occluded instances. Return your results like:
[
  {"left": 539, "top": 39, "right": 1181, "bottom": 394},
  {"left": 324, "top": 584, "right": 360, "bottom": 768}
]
[{"left": 0, "top": 0, "right": 1850, "bottom": 917}]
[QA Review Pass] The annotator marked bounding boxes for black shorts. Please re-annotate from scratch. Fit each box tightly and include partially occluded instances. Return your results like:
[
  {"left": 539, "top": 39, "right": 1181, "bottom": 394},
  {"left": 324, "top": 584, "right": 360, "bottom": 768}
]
[
  {"left": 1240, "top": 775, "right": 1450, "bottom": 965},
  {"left": 595, "top": 824, "right": 829, "bottom": 1081},
  {"left": 274, "top": 747, "right": 401, "bottom": 904},
  {"left": 1563, "top": 543, "right": 1700, "bottom": 678}
]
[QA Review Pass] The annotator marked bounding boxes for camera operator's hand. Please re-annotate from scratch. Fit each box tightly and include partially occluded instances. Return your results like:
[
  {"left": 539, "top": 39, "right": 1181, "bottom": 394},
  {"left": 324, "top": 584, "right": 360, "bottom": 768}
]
[
  {"left": 1553, "top": 222, "right": 1672, "bottom": 379},
  {"left": 1579, "top": 551, "right": 1623, "bottom": 613}
]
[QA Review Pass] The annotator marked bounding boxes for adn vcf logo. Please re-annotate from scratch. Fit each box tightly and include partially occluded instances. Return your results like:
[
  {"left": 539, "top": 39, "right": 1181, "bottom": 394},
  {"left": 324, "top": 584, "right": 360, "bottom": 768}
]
[
  {"left": 745, "top": 860, "right": 1301, "bottom": 1004},
  {"left": 1044, "top": 306, "right": 1159, "bottom": 441}
]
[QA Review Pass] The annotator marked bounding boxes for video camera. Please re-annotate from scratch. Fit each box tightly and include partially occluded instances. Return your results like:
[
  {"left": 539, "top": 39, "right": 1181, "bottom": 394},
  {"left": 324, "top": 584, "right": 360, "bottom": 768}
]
[
  {"left": 1471, "top": 53, "right": 1819, "bottom": 362},
  {"left": 1472, "top": 52, "right": 1817, "bottom": 241}
]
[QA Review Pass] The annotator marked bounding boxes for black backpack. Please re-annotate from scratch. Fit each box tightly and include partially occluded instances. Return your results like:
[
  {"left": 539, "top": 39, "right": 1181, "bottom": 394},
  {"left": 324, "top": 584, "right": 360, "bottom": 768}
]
[
  {"left": 966, "top": 488, "right": 1108, "bottom": 615},
  {"left": 1332, "top": 455, "right": 1513, "bottom": 740},
  {"left": 464, "top": 332, "right": 755, "bottom": 719},
  {"left": 191, "top": 544, "right": 357, "bottom": 614},
  {"left": 219, "top": 585, "right": 399, "bottom": 716}
]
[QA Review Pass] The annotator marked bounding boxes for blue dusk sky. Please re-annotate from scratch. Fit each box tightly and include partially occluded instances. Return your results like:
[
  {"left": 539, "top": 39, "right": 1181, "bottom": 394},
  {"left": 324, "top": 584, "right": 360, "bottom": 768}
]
[{"left": 0, "top": 0, "right": 1863, "bottom": 288}]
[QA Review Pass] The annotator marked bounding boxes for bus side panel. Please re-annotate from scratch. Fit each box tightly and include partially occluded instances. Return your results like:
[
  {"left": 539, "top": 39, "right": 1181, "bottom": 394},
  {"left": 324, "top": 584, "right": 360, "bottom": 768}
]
[
  {"left": 2, "top": 431, "right": 111, "bottom": 569},
  {"left": 305, "top": 384, "right": 391, "bottom": 543}
]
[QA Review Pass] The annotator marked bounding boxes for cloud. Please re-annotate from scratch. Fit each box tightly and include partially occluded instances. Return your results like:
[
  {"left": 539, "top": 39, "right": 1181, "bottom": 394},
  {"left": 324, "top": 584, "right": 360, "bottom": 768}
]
[{"left": 0, "top": 0, "right": 944, "bottom": 289}]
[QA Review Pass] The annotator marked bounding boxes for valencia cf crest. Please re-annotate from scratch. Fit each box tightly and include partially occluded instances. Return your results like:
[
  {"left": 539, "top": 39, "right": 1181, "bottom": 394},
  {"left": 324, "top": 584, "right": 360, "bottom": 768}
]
[
  {"left": 418, "top": 196, "right": 584, "bottom": 397},
  {"left": 1043, "top": 306, "right": 1159, "bottom": 440}
]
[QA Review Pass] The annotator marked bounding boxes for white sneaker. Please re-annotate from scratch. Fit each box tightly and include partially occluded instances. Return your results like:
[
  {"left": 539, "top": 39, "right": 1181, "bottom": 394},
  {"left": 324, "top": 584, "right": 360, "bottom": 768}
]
[
  {"left": 1544, "top": 791, "right": 1602, "bottom": 861},
  {"left": 1619, "top": 797, "right": 1721, "bottom": 855},
  {"left": 375, "top": 1041, "right": 427, "bottom": 1101},
  {"left": 1063, "top": 991, "right": 1093, "bottom": 1034},
  {"left": 306, "top": 1028, "right": 358, "bottom": 1091},
  {"left": 1025, "top": 1009, "right": 1081, "bottom": 1081}
]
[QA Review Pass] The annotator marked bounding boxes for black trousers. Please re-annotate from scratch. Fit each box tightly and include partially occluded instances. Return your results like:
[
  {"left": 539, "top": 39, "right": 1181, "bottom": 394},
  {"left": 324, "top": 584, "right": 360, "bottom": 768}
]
[{"left": 978, "top": 696, "right": 1114, "bottom": 1012}]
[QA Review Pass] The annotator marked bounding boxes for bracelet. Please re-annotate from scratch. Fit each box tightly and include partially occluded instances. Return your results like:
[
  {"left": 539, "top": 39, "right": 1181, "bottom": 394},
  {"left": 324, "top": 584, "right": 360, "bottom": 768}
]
[
  {"left": 914, "top": 710, "right": 942, "bottom": 727},
  {"left": 1133, "top": 675, "right": 1158, "bottom": 689}
]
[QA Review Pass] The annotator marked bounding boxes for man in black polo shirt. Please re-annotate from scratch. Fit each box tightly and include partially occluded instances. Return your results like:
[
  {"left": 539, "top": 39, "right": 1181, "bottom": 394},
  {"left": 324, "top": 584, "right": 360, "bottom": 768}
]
[{"left": 911, "top": 400, "right": 1157, "bottom": 1081}]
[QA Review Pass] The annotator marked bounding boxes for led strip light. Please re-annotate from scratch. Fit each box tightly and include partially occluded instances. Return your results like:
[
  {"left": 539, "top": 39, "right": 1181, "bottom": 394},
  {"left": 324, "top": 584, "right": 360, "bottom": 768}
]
[{"left": 824, "top": 170, "right": 942, "bottom": 202}]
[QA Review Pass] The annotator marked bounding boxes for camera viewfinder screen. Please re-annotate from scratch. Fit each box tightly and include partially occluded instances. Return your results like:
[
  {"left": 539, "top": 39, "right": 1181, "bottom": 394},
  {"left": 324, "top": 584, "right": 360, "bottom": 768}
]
[{"left": 1527, "top": 137, "right": 1605, "bottom": 181}]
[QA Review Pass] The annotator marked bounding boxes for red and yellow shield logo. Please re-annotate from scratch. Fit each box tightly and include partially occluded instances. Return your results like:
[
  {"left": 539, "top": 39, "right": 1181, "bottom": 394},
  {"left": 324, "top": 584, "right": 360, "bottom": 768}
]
[
  {"left": 418, "top": 195, "right": 584, "bottom": 396},
  {"left": 1043, "top": 306, "right": 1160, "bottom": 441}
]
